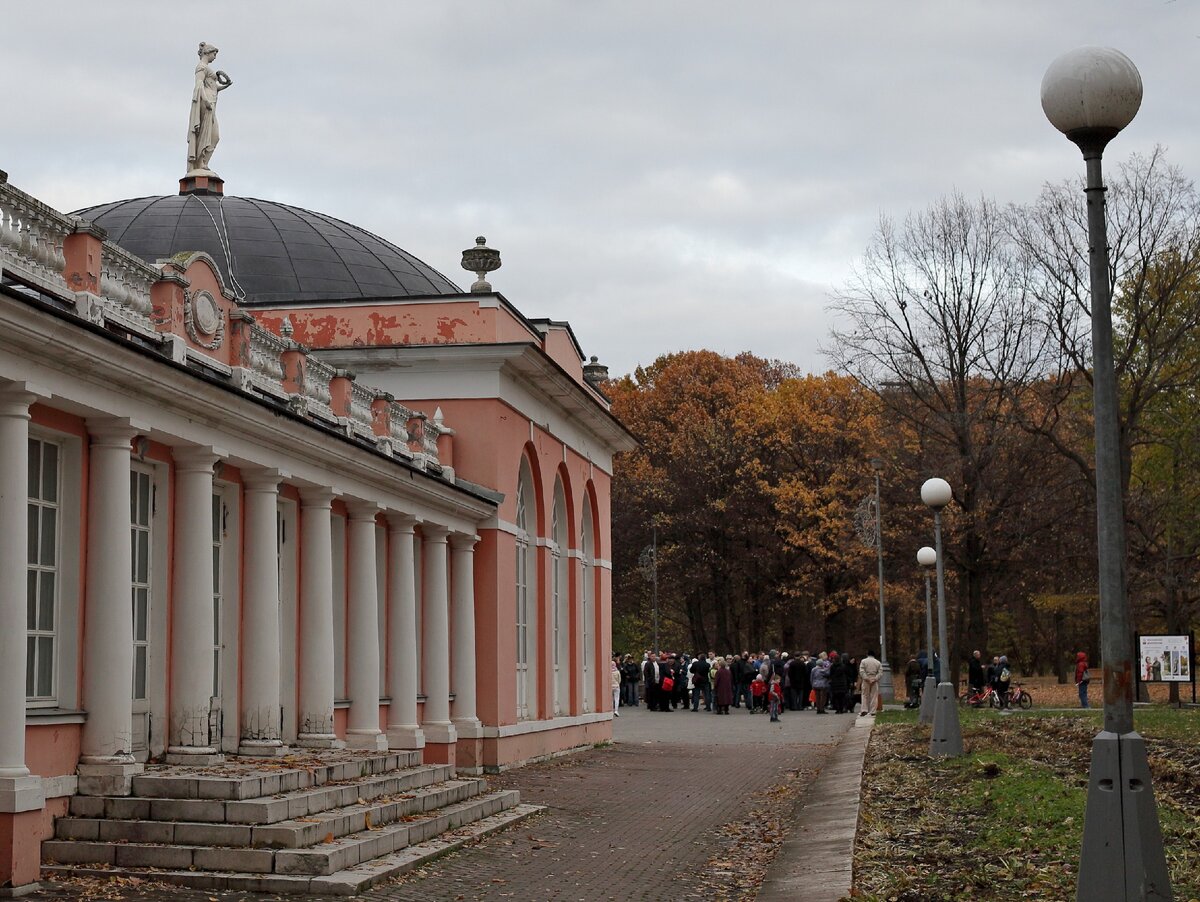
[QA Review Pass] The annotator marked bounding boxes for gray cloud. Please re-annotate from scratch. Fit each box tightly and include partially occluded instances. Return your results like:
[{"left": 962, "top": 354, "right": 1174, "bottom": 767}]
[{"left": 7, "top": 1, "right": 1198, "bottom": 377}]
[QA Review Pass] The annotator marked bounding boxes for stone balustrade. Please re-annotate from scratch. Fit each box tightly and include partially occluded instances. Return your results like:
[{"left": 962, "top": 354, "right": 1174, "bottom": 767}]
[
  {"left": 0, "top": 182, "right": 71, "bottom": 291},
  {"left": 97, "top": 243, "right": 157, "bottom": 335},
  {"left": 244, "top": 325, "right": 289, "bottom": 398},
  {"left": 347, "top": 378, "right": 376, "bottom": 440},
  {"left": 298, "top": 354, "right": 338, "bottom": 422}
]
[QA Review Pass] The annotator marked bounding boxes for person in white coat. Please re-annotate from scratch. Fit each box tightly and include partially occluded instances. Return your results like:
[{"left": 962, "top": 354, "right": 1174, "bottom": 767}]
[{"left": 859, "top": 651, "right": 883, "bottom": 717}]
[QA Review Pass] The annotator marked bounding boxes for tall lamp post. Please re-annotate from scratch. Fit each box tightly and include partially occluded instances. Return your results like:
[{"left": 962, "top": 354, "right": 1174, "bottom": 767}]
[
  {"left": 917, "top": 546, "right": 937, "bottom": 725},
  {"left": 921, "top": 478, "right": 961, "bottom": 756},
  {"left": 871, "top": 458, "right": 894, "bottom": 701},
  {"left": 1041, "top": 46, "right": 1171, "bottom": 901}
]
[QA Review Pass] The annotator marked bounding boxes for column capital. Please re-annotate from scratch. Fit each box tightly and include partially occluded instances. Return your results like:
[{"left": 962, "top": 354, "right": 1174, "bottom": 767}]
[
  {"left": 242, "top": 467, "right": 286, "bottom": 491},
  {"left": 449, "top": 532, "right": 479, "bottom": 551},
  {"left": 421, "top": 523, "right": 451, "bottom": 543},
  {"left": 385, "top": 512, "right": 420, "bottom": 533},
  {"left": 345, "top": 499, "right": 383, "bottom": 522},
  {"left": 173, "top": 445, "right": 224, "bottom": 472},
  {"left": 86, "top": 416, "right": 147, "bottom": 447},
  {"left": 0, "top": 379, "right": 49, "bottom": 417},
  {"left": 299, "top": 485, "right": 335, "bottom": 508}
]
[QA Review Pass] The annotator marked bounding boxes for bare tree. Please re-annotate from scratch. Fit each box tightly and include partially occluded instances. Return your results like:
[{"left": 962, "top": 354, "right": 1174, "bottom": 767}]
[
  {"left": 827, "top": 191, "right": 1066, "bottom": 668},
  {"left": 1011, "top": 147, "right": 1200, "bottom": 492},
  {"left": 1013, "top": 148, "right": 1200, "bottom": 659}
]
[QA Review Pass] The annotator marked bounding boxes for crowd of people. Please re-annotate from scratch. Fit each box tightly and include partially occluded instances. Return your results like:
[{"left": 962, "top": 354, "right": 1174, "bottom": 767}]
[{"left": 610, "top": 648, "right": 885, "bottom": 720}]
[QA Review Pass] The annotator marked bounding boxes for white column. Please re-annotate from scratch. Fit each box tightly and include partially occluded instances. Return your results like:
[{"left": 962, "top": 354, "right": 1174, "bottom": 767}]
[
  {"left": 450, "top": 533, "right": 481, "bottom": 736},
  {"left": 0, "top": 386, "right": 44, "bottom": 813},
  {"left": 78, "top": 418, "right": 142, "bottom": 794},
  {"left": 168, "top": 447, "right": 221, "bottom": 763},
  {"left": 346, "top": 501, "right": 387, "bottom": 750},
  {"left": 385, "top": 514, "right": 424, "bottom": 749},
  {"left": 239, "top": 469, "right": 286, "bottom": 755},
  {"left": 297, "top": 488, "right": 340, "bottom": 747},
  {"left": 421, "top": 526, "right": 455, "bottom": 745}
]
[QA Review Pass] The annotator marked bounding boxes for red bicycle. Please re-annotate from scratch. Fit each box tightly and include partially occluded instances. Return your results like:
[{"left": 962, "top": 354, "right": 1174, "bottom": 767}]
[
  {"left": 1004, "top": 683, "right": 1034, "bottom": 709},
  {"left": 959, "top": 685, "right": 996, "bottom": 708}
]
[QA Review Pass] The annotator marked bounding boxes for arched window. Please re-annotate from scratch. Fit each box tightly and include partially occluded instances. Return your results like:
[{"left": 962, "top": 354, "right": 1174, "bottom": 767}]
[
  {"left": 552, "top": 479, "right": 569, "bottom": 716},
  {"left": 515, "top": 459, "right": 537, "bottom": 720},
  {"left": 580, "top": 493, "right": 595, "bottom": 714}
]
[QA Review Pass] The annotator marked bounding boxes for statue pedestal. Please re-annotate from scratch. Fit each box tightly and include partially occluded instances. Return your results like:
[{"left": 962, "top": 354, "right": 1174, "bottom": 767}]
[{"left": 180, "top": 172, "right": 224, "bottom": 196}]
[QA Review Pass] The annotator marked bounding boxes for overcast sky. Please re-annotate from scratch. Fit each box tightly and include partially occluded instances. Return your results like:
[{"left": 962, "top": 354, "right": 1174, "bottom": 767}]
[{"left": 6, "top": 2, "right": 1199, "bottom": 378}]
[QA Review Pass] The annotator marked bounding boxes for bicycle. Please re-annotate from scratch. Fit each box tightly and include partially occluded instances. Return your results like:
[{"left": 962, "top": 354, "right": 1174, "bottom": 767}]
[
  {"left": 1005, "top": 683, "right": 1033, "bottom": 709},
  {"left": 959, "top": 685, "right": 996, "bottom": 708}
]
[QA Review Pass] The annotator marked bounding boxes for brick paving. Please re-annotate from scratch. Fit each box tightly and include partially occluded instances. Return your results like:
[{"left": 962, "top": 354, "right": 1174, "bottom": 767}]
[{"left": 31, "top": 704, "right": 853, "bottom": 902}]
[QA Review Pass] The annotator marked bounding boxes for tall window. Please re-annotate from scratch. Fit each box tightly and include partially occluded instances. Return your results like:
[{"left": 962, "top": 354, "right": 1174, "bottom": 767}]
[
  {"left": 27, "top": 438, "right": 60, "bottom": 703},
  {"left": 515, "top": 459, "right": 536, "bottom": 720},
  {"left": 580, "top": 494, "right": 594, "bottom": 714},
  {"left": 552, "top": 480, "right": 568, "bottom": 716},
  {"left": 130, "top": 469, "right": 153, "bottom": 703}
]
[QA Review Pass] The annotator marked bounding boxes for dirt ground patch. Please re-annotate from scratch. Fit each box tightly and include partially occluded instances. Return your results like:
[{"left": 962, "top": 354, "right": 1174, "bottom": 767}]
[{"left": 851, "top": 709, "right": 1200, "bottom": 901}]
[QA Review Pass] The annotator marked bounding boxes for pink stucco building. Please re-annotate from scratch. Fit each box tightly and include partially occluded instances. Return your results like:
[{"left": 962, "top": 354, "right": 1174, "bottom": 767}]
[{"left": 0, "top": 167, "right": 632, "bottom": 892}]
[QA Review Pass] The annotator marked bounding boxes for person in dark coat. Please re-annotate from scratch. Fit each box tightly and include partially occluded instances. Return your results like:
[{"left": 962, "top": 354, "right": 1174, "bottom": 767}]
[
  {"left": 670, "top": 655, "right": 687, "bottom": 709},
  {"left": 713, "top": 659, "right": 734, "bottom": 714},
  {"left": 796, "top": 652, "right": 813, "bottom": 710},
  {"left": 621, "top": 655, "right": 640, "bottom": 706},
  {"left": 729, "top": 654, "right": 745, "bottom": 707},
  {"left": 828, "top": 652, "right": 850, "bottom": 713},
  {"left": 968, "top": 650, "right": 985, "bottom": 694},
  {"left": 689, "top": 654, "right": 712, "bottom": 711},
  {"left": 904, "top": 656, "right": 922, "bottom": 708}
]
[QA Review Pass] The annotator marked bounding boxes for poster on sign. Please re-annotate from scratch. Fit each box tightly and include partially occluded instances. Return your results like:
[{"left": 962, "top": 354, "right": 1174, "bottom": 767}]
[{"left": 1138, "top": 635, "right": 1191, "bottom": 682}]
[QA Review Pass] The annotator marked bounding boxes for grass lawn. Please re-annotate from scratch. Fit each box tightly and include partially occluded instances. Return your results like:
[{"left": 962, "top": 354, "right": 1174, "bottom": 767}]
[{"left": 850, "top": 705, "right": 1200, "bottom": 901}]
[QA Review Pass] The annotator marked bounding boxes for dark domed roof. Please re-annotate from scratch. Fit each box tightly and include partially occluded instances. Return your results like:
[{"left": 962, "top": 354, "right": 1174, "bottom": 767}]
[{"left": 73, "top": 195, "right": 462, "bottom": 304}]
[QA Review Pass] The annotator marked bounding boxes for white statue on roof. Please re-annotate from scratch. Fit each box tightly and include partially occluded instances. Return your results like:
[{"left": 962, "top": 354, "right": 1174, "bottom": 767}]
[{"left": 187, "top": 42, "right": 233, "bottom": 176}]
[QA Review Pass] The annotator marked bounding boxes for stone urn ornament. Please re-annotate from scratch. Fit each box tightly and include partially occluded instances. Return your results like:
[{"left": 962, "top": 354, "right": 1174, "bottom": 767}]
[{"left": 461, "top": 236, "right": 501, "bottom": 293}]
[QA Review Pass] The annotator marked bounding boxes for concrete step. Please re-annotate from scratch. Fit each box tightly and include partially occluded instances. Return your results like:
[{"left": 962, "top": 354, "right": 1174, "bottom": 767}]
[
  {"left": 68, "top": 762, "right": 453, "bottom": 825},
  {"left": 55, "top": 777, "right": 483, "bottom": 850},
  {"left": 43, "top": 790, "right": 524, "bottom": 882},
  {"left": 42, "top": 801, "right": 542, "bottom": 896},
  {"left": 127, "top": 750, "right": 420, "bottom": 800}
]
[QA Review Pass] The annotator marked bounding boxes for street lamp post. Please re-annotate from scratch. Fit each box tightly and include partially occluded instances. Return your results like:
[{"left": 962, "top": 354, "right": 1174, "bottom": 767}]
[
  {"left": 871, "top": 458, "right": 894, "bottom": 702},
  {"left": 921, "top": 478, "right": 961, "bottom": 756},
  {"left": 1042, "top": 46, "right": 1171, "bottom": 901},
  {"left": 917, "top": 546, "right": 937, "bottom": 725}
]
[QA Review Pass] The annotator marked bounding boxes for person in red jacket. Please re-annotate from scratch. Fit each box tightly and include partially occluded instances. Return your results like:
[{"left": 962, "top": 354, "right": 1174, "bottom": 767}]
[
  {"left": 1075, "top": 651, "right": 1091, "bottom": 708},
  {"left": 768, "top": 674, "right": 785, "bottom": 722},
  {"left": 750, "top": 673, "right": 767, "bottom": 713}
]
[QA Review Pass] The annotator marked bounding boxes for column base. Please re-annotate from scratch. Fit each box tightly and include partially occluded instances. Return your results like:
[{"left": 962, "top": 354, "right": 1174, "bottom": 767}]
[
  {"left": 295, "top": 733, "right": 345, "bottom": 750},
  {"left": 385, "top": 725, "right": 426, "bottom": 750},
  {"left": 344, "top": 730, "right": 388, "bottom": 751},
  {"left": 165, "top": 748, "right": 225, "bottom": 766},
  {"left": 237, "top": 741, "right": 292, "bottom": 758},
  {"left": 77, "top": 761, "right": 143, "bottom": 797},
  {"left": 0, "top": 777, "right": 42, "bottom": 814},
  {"left": 421, "top": 722, "right": 456, "bottom": 745},
  {"left": 451, "top": 718, "right": 483, "bottom": 740},
  {"left": 421, "top": 721, "right": 457, "bottom": 766}
]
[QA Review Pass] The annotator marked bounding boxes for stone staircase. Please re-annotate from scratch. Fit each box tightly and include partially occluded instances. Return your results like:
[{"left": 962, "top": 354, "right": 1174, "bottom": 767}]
[{"left": 42, "top": 750, "right": 540, "bottom": 895}]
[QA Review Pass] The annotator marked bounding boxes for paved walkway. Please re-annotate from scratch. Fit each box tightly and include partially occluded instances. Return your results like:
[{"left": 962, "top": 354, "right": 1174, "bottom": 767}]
[{"left": 32, "top": 703, "right": 860, "bottom": 901}]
